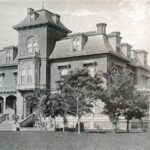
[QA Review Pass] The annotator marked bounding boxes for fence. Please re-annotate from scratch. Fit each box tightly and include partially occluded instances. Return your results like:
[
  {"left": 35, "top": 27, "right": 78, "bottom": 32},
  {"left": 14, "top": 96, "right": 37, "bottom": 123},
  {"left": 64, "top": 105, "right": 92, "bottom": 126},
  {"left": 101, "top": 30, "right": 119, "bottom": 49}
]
[{"left": 55, "top": 119, "right": 150, "bottom": 132}]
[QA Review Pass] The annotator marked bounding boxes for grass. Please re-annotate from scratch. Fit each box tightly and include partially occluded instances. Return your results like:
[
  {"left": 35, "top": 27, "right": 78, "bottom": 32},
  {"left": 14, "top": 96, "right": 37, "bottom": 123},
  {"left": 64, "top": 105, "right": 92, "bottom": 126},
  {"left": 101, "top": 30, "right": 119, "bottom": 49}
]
[{"left": 0, "top": 131, "right": 150, "bottom": 150}]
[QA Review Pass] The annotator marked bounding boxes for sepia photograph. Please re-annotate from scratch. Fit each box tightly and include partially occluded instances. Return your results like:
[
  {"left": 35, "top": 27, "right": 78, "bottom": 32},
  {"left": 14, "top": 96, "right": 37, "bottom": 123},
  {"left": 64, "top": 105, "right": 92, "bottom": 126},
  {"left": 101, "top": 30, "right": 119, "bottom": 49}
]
[{"left": 0, "top": 0, "right": 149, "bottom": 149}]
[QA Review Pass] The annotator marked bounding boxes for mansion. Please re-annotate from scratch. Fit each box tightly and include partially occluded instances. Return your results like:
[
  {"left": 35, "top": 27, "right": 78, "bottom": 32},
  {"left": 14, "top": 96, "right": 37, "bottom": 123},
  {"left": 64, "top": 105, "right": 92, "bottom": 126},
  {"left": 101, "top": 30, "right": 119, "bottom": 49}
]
[{"left": 0, "top": 7, "right": 149, "bottom": 130}]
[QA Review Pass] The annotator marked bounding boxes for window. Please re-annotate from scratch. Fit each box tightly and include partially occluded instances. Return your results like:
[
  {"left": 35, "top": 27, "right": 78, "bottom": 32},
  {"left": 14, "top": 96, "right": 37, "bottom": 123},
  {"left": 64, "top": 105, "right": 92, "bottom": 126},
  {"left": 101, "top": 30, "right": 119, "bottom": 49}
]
[
  {"left": 72, "top": 38, "right": 80, "bottom": 51},
  {"left": 27, "top": 68, "right": 33, "bottom": 84},
  {"left": 88, "top": 66, "right": 96, "bottom": 77},
  {"left": 6, "top": 51, "right": 12, "bottom": 62},
  {"left": 21, "top": 69, "right": 26, "bottom": 84},
  {"left": 58, "top": 65, "right": 71, "bottom": 77},
  {"left": 111, "top": 65, "right": 123, "bottom": 74},
  {"left": 83, "top": 63, "right": 97, "bottom": 77},
  {"left": 0, "top": 77, "right": 3, "bottom": 87},
  {"left": 27, "top": 36, "right": 39, "bottom": 53}
]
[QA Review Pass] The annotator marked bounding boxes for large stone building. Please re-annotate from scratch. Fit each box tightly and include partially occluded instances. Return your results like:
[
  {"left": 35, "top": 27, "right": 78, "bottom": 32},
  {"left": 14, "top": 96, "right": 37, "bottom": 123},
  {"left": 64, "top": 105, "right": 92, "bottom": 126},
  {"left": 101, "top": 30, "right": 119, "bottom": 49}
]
[{"left": 0, "top": 7, "right": 149, "bottom": 130}]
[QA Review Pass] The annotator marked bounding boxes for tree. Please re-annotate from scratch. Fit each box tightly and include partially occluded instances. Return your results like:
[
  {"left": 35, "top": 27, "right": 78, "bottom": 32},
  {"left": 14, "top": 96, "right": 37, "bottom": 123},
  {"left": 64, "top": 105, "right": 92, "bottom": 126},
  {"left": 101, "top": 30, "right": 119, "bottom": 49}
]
[
  {"left": 43, "top": 93, "right": 63, "bottom": 130},
  {"left": 45, "top": 90, "right": 76, "bottom": 132},
  {"left": 102, "top": 67, "right": 149, "bottom": 132},
  {"left": 123, "top": 91, "right": 148, "bottom": 132},
  {"left": 25, "top": 89, "right": 50, "bottom": 127},
  {"left": 57, "top": 68, "right": 105, "bottom": 134}
]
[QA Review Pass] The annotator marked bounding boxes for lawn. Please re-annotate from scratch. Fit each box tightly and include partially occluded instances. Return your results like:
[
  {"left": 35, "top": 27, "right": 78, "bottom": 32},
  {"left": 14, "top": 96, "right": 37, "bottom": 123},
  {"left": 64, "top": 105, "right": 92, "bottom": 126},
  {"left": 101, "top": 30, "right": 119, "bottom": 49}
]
[{"left": 0, "top": 131, "right": 150, "bottom": 150}]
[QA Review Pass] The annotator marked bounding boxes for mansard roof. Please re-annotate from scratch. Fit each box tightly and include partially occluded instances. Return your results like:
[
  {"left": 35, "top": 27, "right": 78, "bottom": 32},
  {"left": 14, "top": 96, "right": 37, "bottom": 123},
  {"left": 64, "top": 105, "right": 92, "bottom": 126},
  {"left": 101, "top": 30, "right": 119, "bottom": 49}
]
[
  {"left": 49, "top": 32, "right": 129, "bottom": 62},
  {"left": 49, "top": 30, "right": 150, "bottom": 72},
  {"left": 13, "top": 9, "right": 71, "bottom": 33},
  {"left": 50, "top": 33, "right": 113, "bottom": 58}
]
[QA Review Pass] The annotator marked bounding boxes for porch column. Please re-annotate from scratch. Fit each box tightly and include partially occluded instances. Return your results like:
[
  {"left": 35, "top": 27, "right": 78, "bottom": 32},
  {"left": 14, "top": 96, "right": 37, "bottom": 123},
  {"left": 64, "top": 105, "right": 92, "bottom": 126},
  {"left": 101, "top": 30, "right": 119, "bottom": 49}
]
[
  {"left": 3, "top": 96, "right": 6, "bottom": 114},
  {"left": 23, "top": 96, "right": 27, "bottom": 119}
]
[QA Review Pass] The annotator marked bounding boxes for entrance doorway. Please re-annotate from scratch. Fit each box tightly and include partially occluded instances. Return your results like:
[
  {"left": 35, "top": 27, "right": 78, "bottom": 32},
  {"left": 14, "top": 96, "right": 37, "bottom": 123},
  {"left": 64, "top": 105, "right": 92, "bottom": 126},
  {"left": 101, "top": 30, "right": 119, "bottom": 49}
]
[{"left": 6, "top": 95, "right": 17, "bottom": 119}]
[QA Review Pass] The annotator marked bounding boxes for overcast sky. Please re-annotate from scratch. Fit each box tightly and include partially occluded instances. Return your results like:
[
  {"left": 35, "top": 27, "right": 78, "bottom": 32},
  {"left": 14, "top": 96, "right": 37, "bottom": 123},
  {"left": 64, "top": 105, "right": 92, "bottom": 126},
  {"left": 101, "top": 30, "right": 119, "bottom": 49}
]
[{"left": 0, "top": 0, "right": 150, "bottom": 64}]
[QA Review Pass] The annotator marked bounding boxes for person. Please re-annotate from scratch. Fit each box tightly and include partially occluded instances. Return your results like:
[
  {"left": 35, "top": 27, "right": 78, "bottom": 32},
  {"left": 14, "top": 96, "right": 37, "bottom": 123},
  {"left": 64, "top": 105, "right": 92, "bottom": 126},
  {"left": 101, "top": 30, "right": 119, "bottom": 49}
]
[{"left": 16, "top": 122, "right": 20, "bottom": 131}]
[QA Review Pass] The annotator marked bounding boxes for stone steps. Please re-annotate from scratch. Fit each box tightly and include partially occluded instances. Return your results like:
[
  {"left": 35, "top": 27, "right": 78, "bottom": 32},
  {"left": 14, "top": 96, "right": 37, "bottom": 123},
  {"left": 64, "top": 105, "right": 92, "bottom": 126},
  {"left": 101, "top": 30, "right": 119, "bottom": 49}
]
[{"left": 0, "top": 120, "right": 16, "bottom": 131}]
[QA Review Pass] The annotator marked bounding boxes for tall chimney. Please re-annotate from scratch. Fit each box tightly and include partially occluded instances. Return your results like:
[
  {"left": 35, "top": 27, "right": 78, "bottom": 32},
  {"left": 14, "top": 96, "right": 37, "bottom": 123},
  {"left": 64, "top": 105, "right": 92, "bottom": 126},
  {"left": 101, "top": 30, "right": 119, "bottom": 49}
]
[
  {"left": 96, "top": 23, "right": 107, "bottom": 34},
  {"left": 108, "top": 32, "right": 122, "bottom": 52}
]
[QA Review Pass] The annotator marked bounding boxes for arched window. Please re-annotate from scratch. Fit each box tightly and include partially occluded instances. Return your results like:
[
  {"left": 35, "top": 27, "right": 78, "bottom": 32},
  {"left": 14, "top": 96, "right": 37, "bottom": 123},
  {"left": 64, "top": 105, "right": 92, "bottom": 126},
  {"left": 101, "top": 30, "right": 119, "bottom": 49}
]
[
  {"left": 72, "top": 38, "right": 80, "bottom": 51},
  {"left": 27, "top": 36, "right": 39, "bottom": 53},
  {"left": 27, "top": 68, "right": 33, "bottom": 84},
  {"left": 21, "top": 69, "right": 26, "bottom": 84}
]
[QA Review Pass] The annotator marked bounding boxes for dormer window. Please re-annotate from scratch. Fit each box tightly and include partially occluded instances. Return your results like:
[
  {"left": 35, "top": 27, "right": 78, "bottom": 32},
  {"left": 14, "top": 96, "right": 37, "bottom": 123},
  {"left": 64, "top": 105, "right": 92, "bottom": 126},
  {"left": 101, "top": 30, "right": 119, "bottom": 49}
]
[
  {"left": 72, "top": 38, "right": 80, "bottom": 51},
  {"left": 6, "top": 51, "right": 12, "bottom": 62},
  {"left": 27, "top": 36, "right": 39, "bottom": 53},
  {"left": 30, "top": 14, "right": 35, "bottom": 21}
]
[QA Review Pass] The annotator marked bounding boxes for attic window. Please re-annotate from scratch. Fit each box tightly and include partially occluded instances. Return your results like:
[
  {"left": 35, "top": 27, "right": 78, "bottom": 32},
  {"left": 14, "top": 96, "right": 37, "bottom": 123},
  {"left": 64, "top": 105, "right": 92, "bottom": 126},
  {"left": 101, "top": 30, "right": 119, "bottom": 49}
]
[{"left": 72, "top": 38, "right": 80, "bottom": 51}]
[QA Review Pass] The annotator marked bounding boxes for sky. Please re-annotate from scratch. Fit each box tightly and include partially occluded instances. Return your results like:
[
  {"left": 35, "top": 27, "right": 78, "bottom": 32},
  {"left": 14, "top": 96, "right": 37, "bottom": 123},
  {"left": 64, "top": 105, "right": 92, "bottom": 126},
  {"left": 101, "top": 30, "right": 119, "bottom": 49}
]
[{"left": 0, "top": 0, "right": 150, "bottom": 64}]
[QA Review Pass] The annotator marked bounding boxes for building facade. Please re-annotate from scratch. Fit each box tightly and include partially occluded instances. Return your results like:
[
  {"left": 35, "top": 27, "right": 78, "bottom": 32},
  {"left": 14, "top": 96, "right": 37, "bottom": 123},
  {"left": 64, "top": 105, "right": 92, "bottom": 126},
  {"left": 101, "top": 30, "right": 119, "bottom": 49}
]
[{"left": 0, "top": 8, "right": 149, "bottom": 130}]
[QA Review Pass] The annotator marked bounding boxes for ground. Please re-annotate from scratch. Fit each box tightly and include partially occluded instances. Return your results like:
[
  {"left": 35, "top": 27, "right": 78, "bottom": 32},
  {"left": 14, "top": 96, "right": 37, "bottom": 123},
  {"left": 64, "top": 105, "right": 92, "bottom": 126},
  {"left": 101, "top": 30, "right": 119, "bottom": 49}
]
[{"left": 0, "top": 131, "right": 150, "bottom": 150}]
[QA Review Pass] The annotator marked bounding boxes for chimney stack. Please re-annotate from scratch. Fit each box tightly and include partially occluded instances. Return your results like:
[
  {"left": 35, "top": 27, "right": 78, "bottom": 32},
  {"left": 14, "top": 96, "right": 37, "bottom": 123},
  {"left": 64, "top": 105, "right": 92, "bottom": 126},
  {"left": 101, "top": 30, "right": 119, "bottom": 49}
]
[
  {"left": 136, "top": 50, "right": 148, "bottom": 66},
  {"left": 121, "top": 43, "right": 132, "bottom": 58},
  {"left": 130, "top": 50, "right": 137, "bottom": 60},
  {"left": 108, "top": 32, "right": 122, "bottom": 52},
  {"left": 27, "top": 8, "right": 34, "bottom": 15},
  {"left": 96, "top": 23, "right": 107, "bottom": 34}
]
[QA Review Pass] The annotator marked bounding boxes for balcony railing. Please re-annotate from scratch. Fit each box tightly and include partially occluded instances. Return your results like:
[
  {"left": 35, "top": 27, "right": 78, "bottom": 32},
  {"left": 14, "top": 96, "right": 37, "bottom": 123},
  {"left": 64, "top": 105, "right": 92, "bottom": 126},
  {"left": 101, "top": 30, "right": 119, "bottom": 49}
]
[
  {"left": 16, "top": 83, "right": 50, "bottom": 90},
  {"left": 0, "top": 86, "right": 16, "bottom": 92}
]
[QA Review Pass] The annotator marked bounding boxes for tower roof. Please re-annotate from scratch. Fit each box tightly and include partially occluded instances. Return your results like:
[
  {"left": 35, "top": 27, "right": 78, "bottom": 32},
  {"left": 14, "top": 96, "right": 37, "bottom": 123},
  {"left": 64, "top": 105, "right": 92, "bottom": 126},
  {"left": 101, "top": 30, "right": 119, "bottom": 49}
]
[{"left": 13, "top": 8, "right": 71, "bottom": 33}]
